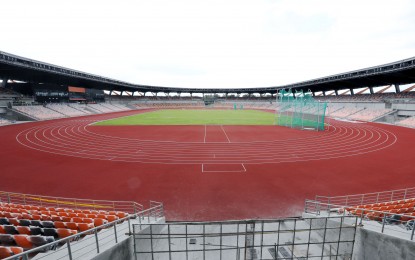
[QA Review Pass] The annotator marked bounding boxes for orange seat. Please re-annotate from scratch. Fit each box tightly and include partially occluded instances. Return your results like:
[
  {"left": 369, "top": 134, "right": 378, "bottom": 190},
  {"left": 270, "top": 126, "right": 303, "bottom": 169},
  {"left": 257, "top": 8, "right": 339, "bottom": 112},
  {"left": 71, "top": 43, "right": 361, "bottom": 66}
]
[
  {"left": 0, "top": 246, "right": 13, "bottom": 258},
  {"left": 87, "top": 214, "right": 97, "bottom": 219},
  {"left": 54, "top": 221, "right": 67, "bottom": 229},
  {"left": 66, "top": 222, "right": 78, "bottom": 231},
  {"left": 90, "top": 210, "right": 99, "bottom": 214},
  {"left": 107, "top": 215, "right": 118, "bottom": 222},
  {"left": 10, "top": 246, "right": 23, "bottom": 255},
  {"left": 117, "top": 212, "right": 128, "bottom": 218},
  {"left": 77, "top": 213, "right": 87, "bottom": 218},
  {"left": 82, "top": 218, "right": 94, "bottom": 224},
  {"left": 13, "top": 235, "right": 33, "bottom": 250},
  {"left": 62, "top": 217, "right": 72, "bottom": 222},
  {"left": 73, "top": 217, "right": 83, "bottom": 223},
  {"left": 97, "top": 214, "right": 107, "bottom": 220},
  {"left": 82, "top": 210, "right": 91, "bottom": 214},
  {"left": 73, "top": 209, "right": 83, "bottom": 214},
  {"left": 78, "top": 223, "right": 94, "bottom": 232},
  {"left": 21, "top": 213, "right": 32, "bottom": 220},
  {"left": 94, "top": 218, "right": 107, "bottom": 227},
  {"left": 57, "top": 228, "right": 76, "bottom": 239},
  {"left": 16, "top": 226, "right": 31, "bottom": 235},
  {"left": 41, "top": 215, "right": 52, "bottom": 221},
  {"left": 32, "top": 215, "right": 42, "bottom": 220},
  {"left": 58, "top": 212, "right": 69, "bottom": 217},
  {"left": 68, "top": 213, "right": 78, "bottom": 218},
  {"left": 0, "top": 226, "right": 6, "bottom": 234},
  {"left": 51, "top": 216, "right": 62, "bottom": 222},
  {"left": 9, "top": 218, "right": 20, "bottom": 226},
  {"left": 108, "top": 211, "right": 117, "bottom": 215}
]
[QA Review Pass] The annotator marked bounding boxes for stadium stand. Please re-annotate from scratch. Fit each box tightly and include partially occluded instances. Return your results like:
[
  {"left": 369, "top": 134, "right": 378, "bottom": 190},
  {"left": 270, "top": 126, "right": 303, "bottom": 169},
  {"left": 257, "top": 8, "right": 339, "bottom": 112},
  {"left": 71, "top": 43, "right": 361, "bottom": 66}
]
[
  {"left": 46, "top": 104, "right": 88, "bottom": 117},
  {"left": 13, "top": 106, "right": 64, "bottom": 120},
  {"left": 0, "top": 191, "right": 164, "bottom": 259},
  {"left": 12, "top": 103, "right": 132, "bottom": 121},
  {"left": 0, "top": 117, "right": 11, "bottom": 126},
  {"left": 397, "top": 116, "right": 415, "bottom": 128}
]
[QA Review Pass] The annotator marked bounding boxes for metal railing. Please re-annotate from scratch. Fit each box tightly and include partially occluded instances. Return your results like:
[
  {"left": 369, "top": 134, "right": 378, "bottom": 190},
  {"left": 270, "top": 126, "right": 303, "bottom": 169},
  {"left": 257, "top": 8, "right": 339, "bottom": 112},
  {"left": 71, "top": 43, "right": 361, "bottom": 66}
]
[
  {"left": 0, "top": 190, "right": 143, "bottom": 214},
  {"left": 305, "top": 200, "right": 415, "bottom": 241},
  {"left": 4, "top": 201, "right": 164, "bottom": 260},
  {"left": 315, "top": 187, "right": 415, "bottom": 207},
  {"left": 133, "top": 216, "right": 357, "bottom": 260}
]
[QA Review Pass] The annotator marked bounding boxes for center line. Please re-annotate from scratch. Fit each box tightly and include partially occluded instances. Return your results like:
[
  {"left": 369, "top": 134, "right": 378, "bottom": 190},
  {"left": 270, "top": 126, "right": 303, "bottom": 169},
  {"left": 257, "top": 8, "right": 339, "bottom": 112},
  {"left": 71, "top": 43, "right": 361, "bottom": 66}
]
[{"left": 220, "top": 125, "right": 231, "bottom": 143}]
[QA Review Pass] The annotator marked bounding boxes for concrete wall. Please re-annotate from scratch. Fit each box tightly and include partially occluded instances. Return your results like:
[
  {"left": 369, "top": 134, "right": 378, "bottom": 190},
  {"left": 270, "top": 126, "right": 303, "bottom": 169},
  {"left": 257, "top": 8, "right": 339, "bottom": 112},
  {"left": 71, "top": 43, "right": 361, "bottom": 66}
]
[
  {"left": 91, "top": 236, "right": 134, "bottom": 260},
  {"left": 353, "top": 228, "right": 415, "bottom": 260}
]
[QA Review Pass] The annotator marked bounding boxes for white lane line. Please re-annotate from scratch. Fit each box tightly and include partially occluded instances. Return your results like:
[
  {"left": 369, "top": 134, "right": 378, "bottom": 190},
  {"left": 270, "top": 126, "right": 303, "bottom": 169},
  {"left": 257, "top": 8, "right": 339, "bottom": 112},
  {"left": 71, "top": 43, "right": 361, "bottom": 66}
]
[
  {"left": 242, "top": 163, "right": 246, "bottom": 172},
  {"left": 204, "top": 125, "right": 207, "bottom": 143},
  {"left": 202, "top": 163, "right": 247, "bottom": 173},
  {"left": 220, "top": 125, "right": 231, "bottom": 143}
]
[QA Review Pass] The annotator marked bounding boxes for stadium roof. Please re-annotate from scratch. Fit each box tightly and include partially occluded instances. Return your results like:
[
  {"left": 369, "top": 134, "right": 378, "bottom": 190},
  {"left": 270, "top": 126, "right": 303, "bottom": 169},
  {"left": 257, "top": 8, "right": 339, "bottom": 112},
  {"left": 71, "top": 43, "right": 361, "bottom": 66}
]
[{"left": 1, "top": 51, "right": 414, "bottom": 94}]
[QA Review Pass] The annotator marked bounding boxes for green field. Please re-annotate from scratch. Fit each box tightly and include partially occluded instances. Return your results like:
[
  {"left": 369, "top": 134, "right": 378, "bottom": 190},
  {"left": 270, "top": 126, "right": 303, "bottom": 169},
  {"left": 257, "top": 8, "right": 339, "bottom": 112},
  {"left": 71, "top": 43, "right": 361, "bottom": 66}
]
[{"left": 94, "top": 109, "right": 276, "bottom": 125}]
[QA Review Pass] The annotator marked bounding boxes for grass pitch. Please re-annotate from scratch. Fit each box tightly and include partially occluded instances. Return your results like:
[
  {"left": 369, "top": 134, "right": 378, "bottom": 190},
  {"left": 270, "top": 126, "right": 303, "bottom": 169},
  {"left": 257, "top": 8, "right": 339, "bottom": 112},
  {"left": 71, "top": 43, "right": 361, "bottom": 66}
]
[{"left": 94, "top": 109, "right": 276, "bottom": 125}]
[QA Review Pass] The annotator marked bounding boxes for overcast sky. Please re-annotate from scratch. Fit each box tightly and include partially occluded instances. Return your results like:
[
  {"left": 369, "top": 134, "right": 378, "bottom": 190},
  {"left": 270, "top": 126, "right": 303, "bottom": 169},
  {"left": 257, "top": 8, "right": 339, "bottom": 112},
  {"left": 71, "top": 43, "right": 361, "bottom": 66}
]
[{"left": 1, "top": 0, "right": 414, "bottom": 89}]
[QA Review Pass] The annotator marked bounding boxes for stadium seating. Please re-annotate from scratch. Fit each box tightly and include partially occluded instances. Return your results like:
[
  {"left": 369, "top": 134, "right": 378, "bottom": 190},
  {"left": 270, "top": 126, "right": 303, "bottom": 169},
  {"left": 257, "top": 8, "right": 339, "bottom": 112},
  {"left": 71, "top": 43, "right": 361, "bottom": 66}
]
[
  {"left": 12, "top": 103, "right": 132, "bottom": 121},
  {"left": 46, "top": 104, "right": 89, "bottom": 117},
  {"left": 0, "top": 201, "right": 129, "bottom": 259},
  {"left": 342, "top": 198, "right": 415, "bottom": 226},
  {"left": 347, "top": 108, "right": 392, "bottom": 121},
  {"left": 397, "top": 116, "right": 415, "bottom": 128}
]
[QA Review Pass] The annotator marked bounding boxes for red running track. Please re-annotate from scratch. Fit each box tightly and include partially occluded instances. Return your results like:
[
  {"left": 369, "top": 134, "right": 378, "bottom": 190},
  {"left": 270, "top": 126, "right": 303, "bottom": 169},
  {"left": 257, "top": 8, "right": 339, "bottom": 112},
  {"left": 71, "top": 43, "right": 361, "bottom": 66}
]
[{"left": 1, "top": 109, "right": 415, "bottom": 221}]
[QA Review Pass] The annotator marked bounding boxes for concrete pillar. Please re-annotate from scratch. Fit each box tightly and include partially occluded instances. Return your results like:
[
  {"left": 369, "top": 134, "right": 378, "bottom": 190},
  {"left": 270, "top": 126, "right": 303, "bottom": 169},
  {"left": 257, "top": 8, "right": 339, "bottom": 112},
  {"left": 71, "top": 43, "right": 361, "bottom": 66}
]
[
  {"left": 312, "top": 92, "right": 315, "bottom": 97},
  {"left": 322, "top": 91, "right": 326, "bottom": 96},
  {"left": 350, "top": 88, "right": 355, "bottom": 95},
  {"left": 0, "top": 78, "right": 7, "bottom": 88},
  {"left": 335, "top": 90, "right": 338, "bottom": 96},
  {"left": 395, "top": 84, "right": 400, "bottom": 93},
  {"left": 369, "top": 87, "right": 374, "bottom": 94}
]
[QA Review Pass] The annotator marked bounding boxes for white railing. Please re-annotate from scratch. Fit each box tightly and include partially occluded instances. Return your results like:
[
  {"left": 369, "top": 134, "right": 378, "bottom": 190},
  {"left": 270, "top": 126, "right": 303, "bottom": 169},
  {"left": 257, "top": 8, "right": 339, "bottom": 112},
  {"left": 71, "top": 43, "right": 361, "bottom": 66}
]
[
  {"left": 315, "top": 187, "right": 415, "bottom": 207},
  {"left": 4, "top": 202, "right": 164, "bottom": 260}
]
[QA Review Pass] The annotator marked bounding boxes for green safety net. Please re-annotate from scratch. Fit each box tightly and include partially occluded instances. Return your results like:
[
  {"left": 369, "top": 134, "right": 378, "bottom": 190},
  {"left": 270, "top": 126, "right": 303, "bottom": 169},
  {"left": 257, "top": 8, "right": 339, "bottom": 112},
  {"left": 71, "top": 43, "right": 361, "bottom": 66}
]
[{"left": 275, "top": 89, "right": 327, "bottom": 131}]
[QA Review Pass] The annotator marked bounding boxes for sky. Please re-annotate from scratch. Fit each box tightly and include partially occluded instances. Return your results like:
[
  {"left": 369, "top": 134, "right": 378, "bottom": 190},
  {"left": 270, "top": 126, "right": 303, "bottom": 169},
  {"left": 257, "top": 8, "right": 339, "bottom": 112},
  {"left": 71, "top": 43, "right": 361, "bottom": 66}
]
[{"left": 1, "top": 0, "right": 415, "bottom": 89}]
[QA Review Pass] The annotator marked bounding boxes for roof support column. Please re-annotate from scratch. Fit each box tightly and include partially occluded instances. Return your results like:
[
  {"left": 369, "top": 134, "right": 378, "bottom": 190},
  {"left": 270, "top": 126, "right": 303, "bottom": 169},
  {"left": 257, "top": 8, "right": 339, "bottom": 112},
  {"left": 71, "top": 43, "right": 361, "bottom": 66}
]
[
  {"left": 369, "top": 87, "right": 374, "bottom": 94},
  {"left": 334, "top": 90, "right": 338, "bottom": 96},
  {"left": 395, "top": 84, "right": 400, "bottom": 93},
  {"left": 0, "top": 78, "right": 7, "bottom": 88},
  {"left": 350, "top": 88, "right": 354, "bottom": 95},
  {"left": 322, "top": 91, "right": 326, "bottom": 96}
]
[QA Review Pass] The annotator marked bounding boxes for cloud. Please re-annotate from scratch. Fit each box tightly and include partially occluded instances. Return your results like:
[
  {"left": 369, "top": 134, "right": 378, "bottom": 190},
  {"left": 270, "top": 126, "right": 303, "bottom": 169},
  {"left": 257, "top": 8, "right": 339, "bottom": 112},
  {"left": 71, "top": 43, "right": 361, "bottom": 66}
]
[{"left": 0, "top": 0, "right": 414, "bottom": 88}]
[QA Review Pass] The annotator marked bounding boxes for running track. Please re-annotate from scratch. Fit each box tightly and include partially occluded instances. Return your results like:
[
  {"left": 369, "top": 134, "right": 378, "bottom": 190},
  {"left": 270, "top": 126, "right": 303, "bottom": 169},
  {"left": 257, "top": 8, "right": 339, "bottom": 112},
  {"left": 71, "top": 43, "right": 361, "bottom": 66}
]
[{"left": 1, "top": 109, "right": 414, "bottom": 221}]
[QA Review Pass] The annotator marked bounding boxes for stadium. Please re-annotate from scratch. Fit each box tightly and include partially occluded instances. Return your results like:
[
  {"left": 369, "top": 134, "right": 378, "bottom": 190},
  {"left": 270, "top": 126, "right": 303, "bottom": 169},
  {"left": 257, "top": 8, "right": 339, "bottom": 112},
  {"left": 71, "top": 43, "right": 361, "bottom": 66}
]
[
  {"left": 0, "top": 51, "right": 414, "bottom": 259},
  {"left": 1, "top": 1, "right": 415, "bottom": 259}
]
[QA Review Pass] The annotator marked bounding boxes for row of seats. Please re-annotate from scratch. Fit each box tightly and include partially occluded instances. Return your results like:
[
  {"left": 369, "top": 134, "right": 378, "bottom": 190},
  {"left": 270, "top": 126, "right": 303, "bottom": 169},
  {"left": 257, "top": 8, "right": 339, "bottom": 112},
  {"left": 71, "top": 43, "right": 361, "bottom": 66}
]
[
  {"left": 0, "top": 223, "right": 77, "bottom": 237},
  {"left": 344, "top": 198, "right": 415, "bottom": 222},
  {"left": 0, "top": 246, "right": 23, "bottom": 259},
  {"left": 12, "top": 102, "right": 132, "bottom": 121},
  {"left": 0, "top": 202, "right": 131, "bottom": 259},
  {"left": 0, "top": 234, "right": 56, "bottom": 251},
  {"left": 1, "top": 202, "right": 128, "bottom": 217}
]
